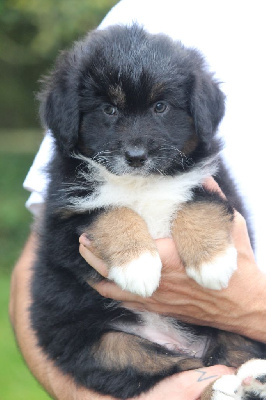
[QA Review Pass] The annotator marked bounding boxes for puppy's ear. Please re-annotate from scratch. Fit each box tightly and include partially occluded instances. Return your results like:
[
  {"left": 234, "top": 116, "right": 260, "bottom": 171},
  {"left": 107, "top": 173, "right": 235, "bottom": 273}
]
[
  {"left": 190, "top": 72, "right": 225, "bottom": 144},
  {"left": 39, "top": 50, "right": 80, "bottom": 154}
]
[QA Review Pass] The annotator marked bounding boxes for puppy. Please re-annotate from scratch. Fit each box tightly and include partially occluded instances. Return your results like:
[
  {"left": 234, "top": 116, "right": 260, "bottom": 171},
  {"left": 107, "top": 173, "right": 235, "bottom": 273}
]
[{"left": 31, "top": 24, "right": 266, "bottom": 399}]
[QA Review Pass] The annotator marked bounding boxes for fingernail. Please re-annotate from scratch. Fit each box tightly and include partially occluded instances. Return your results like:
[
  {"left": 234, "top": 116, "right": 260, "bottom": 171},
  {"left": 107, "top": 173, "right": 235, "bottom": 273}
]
[{"left": 79, "top": 233, "right": 91, "bottom": 247}]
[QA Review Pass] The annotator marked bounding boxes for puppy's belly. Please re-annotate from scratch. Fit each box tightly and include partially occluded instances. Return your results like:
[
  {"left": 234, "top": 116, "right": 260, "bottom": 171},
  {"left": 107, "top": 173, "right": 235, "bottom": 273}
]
[{"left": 113, "top": 311, "right": 208, "bottom": 357}]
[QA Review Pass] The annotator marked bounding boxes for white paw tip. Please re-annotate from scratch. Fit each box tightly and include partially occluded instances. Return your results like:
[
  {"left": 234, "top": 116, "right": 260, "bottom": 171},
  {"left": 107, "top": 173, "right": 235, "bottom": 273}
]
[
  {"left": 213, "top": 375, "right": 241, "bottom": 397},
  {"left": 186, "top": 246, "right": 237, "bottom": 290},
  {"left": 237, "top": 359, "right": 266, "bottom": 381},
  {"left": 108, "top": 252, "right": 162, "bottom": 297}
]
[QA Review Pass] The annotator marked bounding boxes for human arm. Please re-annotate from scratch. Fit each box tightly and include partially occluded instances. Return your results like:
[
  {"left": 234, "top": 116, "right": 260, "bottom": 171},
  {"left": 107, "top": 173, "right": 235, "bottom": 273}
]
[
  {"left": 9, "top": 232, "right": 116, "bottom": 400},
  {"left": 79, "top": 179, "right": 266, "bottom": 343},
  {"left": 9, "top": 232, "right": 233, "bottom": 400}
]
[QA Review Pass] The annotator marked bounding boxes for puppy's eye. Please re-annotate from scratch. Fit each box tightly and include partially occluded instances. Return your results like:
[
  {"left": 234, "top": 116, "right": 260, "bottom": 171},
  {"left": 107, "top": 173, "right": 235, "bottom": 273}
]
[
  {"left": 103, "top": 105, "right": 117, "bottom": 115},
  {"left": 154, "top": 102, "right": 167, "bottom": 113}
]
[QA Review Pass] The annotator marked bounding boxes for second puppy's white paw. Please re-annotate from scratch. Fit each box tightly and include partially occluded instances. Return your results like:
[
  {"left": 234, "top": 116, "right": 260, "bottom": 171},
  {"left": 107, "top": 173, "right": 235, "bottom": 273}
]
[
  {"left": 108, "top": 252, "right": 162, "bottom": 297},
  {"left": 209, "top": 359, "right": 266, "bottom": 400},
  {"left": 211, "top": 375, "right": 241, "bottom": 399},
  {"left": 186, "top": 246, "right": 237, "bottom": 290},
  {"left": 236, "top": 359, "right": 266, "bottom": 398}
]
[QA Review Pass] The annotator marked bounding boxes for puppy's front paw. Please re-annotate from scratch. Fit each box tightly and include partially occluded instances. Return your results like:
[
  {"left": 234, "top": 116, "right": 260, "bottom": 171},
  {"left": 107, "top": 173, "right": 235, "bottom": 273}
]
[
  {"left": 108, "top": 252, "right": 162, "bottom": 297},
  {"left": 186, "top": 246, "right": 237, "bottom": 290}
]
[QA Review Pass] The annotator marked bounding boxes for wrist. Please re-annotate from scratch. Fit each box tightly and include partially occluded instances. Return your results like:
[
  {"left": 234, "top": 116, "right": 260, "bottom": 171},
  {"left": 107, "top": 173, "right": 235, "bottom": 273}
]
[{"left": 217, "top": 268, "right": 266, "bottom": 342}]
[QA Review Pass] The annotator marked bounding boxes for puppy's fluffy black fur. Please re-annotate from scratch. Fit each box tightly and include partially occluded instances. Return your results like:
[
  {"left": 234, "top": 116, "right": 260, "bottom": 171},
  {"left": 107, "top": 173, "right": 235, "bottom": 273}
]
[{"left": 31, "top": 25, "right": 263, "bottom": 398}]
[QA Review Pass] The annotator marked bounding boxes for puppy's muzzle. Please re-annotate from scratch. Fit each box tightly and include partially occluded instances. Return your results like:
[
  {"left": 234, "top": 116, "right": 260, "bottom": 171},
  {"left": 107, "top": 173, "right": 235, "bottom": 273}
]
[{"left": 125, "top": 146, "right": 148, "bottom": 168}]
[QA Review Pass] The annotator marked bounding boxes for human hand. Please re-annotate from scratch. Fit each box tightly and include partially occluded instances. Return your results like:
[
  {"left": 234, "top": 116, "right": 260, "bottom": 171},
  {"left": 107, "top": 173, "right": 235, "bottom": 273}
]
[
  {"left": 133, "top": 365, "right": 235, "bottom": 400},
  {"left": 79, "top": 178, "right": 266, "bottom": 342}
]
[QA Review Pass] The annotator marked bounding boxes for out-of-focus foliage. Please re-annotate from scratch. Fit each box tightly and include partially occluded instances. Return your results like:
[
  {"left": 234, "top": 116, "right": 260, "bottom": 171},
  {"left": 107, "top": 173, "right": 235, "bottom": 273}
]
[
  {"left": 0, "top": 0, "right": 117, "bottom": 63},
  {"left": 0, "top": 131, "right": 52, "bottom": 399},
  {"left": 0, "top": 0, "right": 117, "bottom": 128}
]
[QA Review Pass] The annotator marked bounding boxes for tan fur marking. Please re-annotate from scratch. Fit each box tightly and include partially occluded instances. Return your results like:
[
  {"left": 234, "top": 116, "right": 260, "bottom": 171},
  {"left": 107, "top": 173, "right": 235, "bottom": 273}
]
[
  {"left": 92, "top": 331, "right": 203, "bottom": 374},
  {"left": 214, "top": 332, "right": 259, "bottom": 368},
  {"left": 182, "top": 132, "right": 199, "bottom": 155},
  {"left": 201, "top": 380, "right": 218, "bottom": 400},
  {"left": 149, "top": 83, "right": 165, "bottom": 103},
  {"left": 108, "top": 85, "right": 126, "bottom": 107},
  {"left": 171, "top": 201, "right": 233, "bottom": 268},
  {"left": 85, "top": 207, "right": 157, "bottom": 269}
]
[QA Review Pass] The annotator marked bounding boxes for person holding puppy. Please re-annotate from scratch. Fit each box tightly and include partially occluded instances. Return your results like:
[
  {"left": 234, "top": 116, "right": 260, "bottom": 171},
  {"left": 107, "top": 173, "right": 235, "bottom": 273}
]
[{"left": 10, "top": 0, "right": 266, "bottom": 399}]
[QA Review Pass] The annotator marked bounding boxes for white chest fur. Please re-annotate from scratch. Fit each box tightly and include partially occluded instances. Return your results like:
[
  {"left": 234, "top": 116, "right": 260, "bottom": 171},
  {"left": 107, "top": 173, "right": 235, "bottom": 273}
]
[{"left": 69, "top": 158, "right": 217, "bottom": 239}]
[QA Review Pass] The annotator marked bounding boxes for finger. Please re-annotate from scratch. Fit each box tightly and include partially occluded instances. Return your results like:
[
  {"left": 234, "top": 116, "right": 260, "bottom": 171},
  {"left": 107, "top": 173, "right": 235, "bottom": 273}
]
[
  {"left": 79, "top": 235, "right": 149, "bottom": 302},
  {"left": 79, "top": 243, "right": 109, "bottom": 278},
  {"left": 155, "top": 237, "right": 184, "bottom": 272},
  {"left": 203, "top": 177, "right": 226, "bottom": 199},
  {"left": 231, "top": 211, "right": 256, "bottom": 260},
  {"left": 90, "top": 279, "right": 143, "bottom": 302},
  {"left": 203, "top": 180, "right": 255, "bottom": 259},
  {"left": 135, "top": 365, "right": 235, "bottom": 400},
  {"left": 192, "top": 365, "right": 235, "bottom": 400}
]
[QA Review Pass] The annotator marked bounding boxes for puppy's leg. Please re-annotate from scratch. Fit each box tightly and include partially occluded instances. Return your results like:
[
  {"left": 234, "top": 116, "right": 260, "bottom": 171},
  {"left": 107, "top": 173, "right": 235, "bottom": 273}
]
[
  {"left": 171, "top": 197, "right": 237, "bottom": 290},
  {"left": 86, "top": 207, "right": 161, "bottom": 297},
  {"left": 90, "top": 330, "right": 203, "bottom": 398}
]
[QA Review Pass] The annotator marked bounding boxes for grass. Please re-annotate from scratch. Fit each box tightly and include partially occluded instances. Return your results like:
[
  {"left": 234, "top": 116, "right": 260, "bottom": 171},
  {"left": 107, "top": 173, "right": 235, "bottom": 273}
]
[
  {"left": 0, "top": 276, "right": 50, "bottom": 400},
  {"left": 0, "top": 129, "right": 51, "bottom": 400},
  {"left": 0, "top": 153, "right": 34, "bottom": 273}
]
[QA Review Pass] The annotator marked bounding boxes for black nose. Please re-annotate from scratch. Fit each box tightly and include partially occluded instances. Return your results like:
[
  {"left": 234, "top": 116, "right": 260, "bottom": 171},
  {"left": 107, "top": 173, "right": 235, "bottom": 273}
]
[{"left": 125, "top": 147, "right": 148, "bottom": 167}]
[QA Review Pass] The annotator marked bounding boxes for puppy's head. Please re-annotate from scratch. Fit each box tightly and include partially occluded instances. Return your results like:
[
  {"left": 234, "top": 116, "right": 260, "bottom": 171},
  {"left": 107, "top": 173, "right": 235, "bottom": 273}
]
[{"left": 39, "top": 24, "right": 225, "bottom": 176}]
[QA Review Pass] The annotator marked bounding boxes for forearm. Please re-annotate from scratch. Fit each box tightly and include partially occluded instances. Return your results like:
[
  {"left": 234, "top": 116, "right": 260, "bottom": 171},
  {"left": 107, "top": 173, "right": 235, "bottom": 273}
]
[
  {"left": 9, "top": 233, "right": 114, "bottom": 400},
  {"left": 9, "top": 234, "right": 52, "bottom": 393}
]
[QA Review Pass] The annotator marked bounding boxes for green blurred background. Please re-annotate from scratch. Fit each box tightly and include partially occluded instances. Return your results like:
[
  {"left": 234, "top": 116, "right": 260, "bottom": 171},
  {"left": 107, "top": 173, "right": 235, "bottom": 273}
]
[{"left": 0, "top": 1, "right": 117, "bottom": 398}]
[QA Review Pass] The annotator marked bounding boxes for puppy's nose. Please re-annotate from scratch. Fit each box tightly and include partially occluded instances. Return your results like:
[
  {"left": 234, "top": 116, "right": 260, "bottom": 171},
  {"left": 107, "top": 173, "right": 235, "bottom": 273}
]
[{"left": 125, "top": 147, "right": 148, "bottom": 167}]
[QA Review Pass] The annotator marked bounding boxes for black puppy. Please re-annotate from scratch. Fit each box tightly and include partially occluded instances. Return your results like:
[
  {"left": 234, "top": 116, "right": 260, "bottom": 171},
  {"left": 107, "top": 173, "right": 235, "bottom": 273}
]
[{"left": 32, "top": 24, "right": 266, "bottom": 399}]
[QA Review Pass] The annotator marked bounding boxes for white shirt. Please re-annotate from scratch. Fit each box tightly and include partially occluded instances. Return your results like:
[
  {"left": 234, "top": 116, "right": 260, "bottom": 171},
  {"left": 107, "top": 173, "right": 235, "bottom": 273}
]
[{"left": 23, "top": 0, "right": 266, "bottom": 267}]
